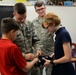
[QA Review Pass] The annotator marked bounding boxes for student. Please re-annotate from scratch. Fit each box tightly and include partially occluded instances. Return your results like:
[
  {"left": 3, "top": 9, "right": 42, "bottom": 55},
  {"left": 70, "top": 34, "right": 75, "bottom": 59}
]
[
  {"left": 32, "top": 1, "right": 54, "bottom": 75},
  {"left": 13, "top": 2, "right": 43, "bottom": 75},
  {"left": 42, "top": 12, "right": 76, "bottom": 75},
  {"left": 0, "top": 17, "right": 38, "bottom": 75}
]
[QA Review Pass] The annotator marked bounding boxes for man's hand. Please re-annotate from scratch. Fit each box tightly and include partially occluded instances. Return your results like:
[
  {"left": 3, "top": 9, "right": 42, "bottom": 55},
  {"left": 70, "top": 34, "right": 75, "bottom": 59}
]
[
  {"left": 50, "top": 53, "right": 54, "bottom": 58},
  {"left": 33, "top": 57, "right": 39, "bottom": 63},
  {"left": 36, "top": 50, "right": 44, "bottom": 56},
  {"left": 24, "top": 53, "right": 35, "bottom": 60}
]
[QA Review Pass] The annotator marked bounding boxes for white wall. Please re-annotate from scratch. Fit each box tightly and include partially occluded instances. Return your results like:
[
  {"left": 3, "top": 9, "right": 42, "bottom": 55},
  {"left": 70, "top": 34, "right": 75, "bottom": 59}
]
[
  {"left": 26, "top": 6, "right": 76, "bottom": 43},
  {"left": 0, "top": 0, "right": 15, "bottom": 5},
  {"left": 0, "top": 0, "right": 76, "bottom": 43}
]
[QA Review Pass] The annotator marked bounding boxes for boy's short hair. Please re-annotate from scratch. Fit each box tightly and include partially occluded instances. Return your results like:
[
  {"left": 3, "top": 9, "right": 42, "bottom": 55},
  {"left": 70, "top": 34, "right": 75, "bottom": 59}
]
[
  {"left": 34, "top": 1, "right": 45, "bottom": 9},
  {"left": 1, "top": 17, "right": 19, "bottom": 34},
  {"left": 14, "top": 2, "right": 26, "bottom": 14}
]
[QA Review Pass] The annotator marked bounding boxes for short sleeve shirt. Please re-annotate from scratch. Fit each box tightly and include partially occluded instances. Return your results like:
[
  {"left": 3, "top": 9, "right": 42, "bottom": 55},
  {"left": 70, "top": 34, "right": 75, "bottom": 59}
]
[
  {"left": 0, "top": 39, "right": 27, "bottom": 75},
  {"left": 55, "top": 27, "right": 72, "bottom": 59}
]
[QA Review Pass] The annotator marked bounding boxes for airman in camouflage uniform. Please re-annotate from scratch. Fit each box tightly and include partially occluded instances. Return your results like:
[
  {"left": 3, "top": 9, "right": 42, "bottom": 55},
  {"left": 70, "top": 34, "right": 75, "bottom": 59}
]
[
  {"left": 13, "top": 2, "right": 43, "bottom": 75},
  {"left": 32, "top": 18, "right": 54, "bottom": 55},
  {"left": 32, "top": 1, "right": 54, "bottom": 75}
]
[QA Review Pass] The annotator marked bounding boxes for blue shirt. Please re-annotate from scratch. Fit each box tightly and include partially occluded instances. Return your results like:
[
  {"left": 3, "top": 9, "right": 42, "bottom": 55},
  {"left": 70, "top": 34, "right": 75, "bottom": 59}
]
[
  {"left": 55, "top": 27, "right": 72, "bottom": 59},
  {"left": 52, "top": 27, "right": 76, "bottom": 75}
]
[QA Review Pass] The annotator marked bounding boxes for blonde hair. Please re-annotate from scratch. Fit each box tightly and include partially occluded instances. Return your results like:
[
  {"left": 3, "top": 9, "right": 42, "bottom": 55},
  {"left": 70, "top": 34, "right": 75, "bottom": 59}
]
[{"left": 45, "top": 12, "right": 61, "bottom": 26}]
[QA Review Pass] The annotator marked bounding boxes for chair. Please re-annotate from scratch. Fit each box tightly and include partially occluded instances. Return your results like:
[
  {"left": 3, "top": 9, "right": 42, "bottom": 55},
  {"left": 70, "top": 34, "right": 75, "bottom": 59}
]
[
  {"left": 72, "top": 43, "right": 76, "bottom": 57},
  {"left": 71, "top": 43, "right": 76, "bottom": 71}
]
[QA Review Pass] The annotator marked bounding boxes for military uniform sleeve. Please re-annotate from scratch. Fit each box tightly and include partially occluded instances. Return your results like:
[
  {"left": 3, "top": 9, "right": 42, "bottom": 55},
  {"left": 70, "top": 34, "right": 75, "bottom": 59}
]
[{"left": 32, "top": 23, "right": 43, "bottom": 51}]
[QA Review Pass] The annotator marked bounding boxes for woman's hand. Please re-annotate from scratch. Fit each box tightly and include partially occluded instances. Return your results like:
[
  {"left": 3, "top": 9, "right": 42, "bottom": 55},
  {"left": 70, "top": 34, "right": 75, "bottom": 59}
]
[{"left": 42, "top": 58, "right": 50, "bottom": 67}]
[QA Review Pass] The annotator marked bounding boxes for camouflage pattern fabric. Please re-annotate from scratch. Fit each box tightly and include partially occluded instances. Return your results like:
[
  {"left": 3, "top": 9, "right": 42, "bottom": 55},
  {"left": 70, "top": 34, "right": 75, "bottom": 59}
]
[
  {"left": 14, "top": 20, "right": 33, "bottom": 53},
  {"left": 13, "top": 18, "right": 42, "bottom": 75},
  {"left": 32, "top": 17, "right": 54, "bottom": 55},
  {"left": 32, "top": 17, "right": 54, "bottom": 75}
]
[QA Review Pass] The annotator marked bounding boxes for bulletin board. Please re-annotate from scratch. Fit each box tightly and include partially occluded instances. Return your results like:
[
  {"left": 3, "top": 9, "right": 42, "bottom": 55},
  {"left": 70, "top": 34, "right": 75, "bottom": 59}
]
[{"left": 0, "top": 6, "right": 13, "bottom": 37}]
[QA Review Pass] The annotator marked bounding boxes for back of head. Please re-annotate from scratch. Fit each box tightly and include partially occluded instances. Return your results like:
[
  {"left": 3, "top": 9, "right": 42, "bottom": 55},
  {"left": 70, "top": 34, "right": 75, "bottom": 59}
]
[
  {"left": 1, "top": 17, "right": 19, "bottom": 34},
  {"left": 14, "top": 2, "right": 26, "bottom": 14},
  {"left": 34, "top": 1, "right": 45, "bottom": 9}
]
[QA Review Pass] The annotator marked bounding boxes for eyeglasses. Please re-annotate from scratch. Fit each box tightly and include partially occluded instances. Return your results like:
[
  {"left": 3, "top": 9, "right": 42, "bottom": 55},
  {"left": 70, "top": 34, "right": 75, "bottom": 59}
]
[{"left": 36, "top": 8, "right": 45, "bottom": 12}]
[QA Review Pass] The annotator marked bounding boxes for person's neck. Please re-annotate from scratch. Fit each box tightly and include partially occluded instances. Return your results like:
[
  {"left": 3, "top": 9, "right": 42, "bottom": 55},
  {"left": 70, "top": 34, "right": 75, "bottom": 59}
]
[
  {"left": 38, "top": 15, "right": 45, "bottom": 18},
  {"left": 55, "top": 24, "right": 63, "bottom": 31},
  {"left": 2, "top": 34, "right": 11, "bottom": 40}
]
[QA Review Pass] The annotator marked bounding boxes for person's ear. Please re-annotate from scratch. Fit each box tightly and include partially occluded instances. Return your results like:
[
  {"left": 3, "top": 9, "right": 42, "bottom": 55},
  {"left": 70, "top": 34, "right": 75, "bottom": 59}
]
[
  {"left": 10, "top": 30, "right": 14, "bottom": 36},
  {"left": 35, "top": 9, "right": 37, "bottom": 12},
  {"left": 13, "top": 12, "right": 16, "bottom": 16},
  {"left": 51, "top": 21, "right": 55, "bottom": 26}
]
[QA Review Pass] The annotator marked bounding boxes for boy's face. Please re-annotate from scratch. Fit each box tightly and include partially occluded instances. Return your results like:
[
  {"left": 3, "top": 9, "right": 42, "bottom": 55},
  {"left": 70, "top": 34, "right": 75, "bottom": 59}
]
[{"left": 35, "top": 5, "right": 46, "bottom": 17}]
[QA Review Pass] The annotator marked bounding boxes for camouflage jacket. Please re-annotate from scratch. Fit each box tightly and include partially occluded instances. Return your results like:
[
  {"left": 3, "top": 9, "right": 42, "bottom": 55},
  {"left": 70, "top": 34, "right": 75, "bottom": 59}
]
[
  {"left": 32, "top": 17, "right": 54, "bottom": 55},
  {"left": 14, "top": 19, "right": 42, "bottom": 54}
]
